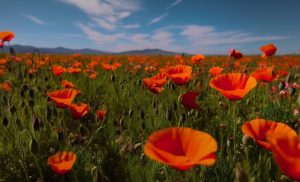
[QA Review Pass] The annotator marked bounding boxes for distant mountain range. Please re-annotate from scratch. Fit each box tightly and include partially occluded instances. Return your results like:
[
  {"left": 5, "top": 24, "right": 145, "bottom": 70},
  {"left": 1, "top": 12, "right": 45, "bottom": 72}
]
[{"left": 3, "top": 44, "right": 185, "bottom": 56}]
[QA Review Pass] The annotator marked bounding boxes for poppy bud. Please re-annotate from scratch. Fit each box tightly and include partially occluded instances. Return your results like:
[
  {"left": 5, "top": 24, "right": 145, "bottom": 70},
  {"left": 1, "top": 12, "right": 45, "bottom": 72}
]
[
  {"left": 166, "top": 108, "right": 172, "bottom": 122},
  {"left": 10, "top": 105, "right": 16, "bottom": 115},
  {"left": 29, "top": 74, "right": 33, "bottom": 80},
  {"left": 2, "top": 116, "right": 9, "bottom": 127},
  {"left": 29, "top": 99, "right": 35, "bottom": 108},
  {"left": 139, "top": 110, "right": 145, "bottom": 120},
  {"left": 288, "top": 87, "right": 297, "bottom": 96},
  {"left": 57, "top": 129, "right": 64, "bottom": 142},
  {"left": 30, "top": 138, "right": 39, "bottom": 154},
  {"left": 286, "top": 73, "right": 294, "bottom": 83},
  {"left": 242, "top": 135, "right": 251, "bottom": 146},
  {"left": 179, "top": 113, "right": 186, "bottom": 123},
  {"left": 128, "top": 109, "right": 133, "bottom": 117},
  {"left": 235, "top": 163, "right": 248, "bottom": 182},
  {"left": 20, "top": 89, "right": 25, "bottom": 98},
  {"left": 29, "top": 89, "right": 34, "bottom": 98},
  {"left": 32, "top": 118, "right": 40, "bottom": 131},
  {"left": 111, "top": 74, "right": 115, "bottom": 82},
  {"left": 22, "top": 84, "right": 29, "bottom": 91}
]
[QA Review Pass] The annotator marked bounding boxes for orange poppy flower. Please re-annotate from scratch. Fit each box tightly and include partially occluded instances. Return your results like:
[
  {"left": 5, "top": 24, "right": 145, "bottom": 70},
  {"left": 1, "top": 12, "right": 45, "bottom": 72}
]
[
  {"left": 260, "top": 44, "right": 277, "bottom": 57},
  {"left": 1, "top": 82, "right": 11, "bottom": 92},
  {"left": 209, "top": 73, "right": 257, "bottom": 101},
  {"left": 61, "top": 80, "right": 74, "bottom": 88},
  {"left": 241, "top": 118, "right": 297, "bottom": 150},
  {"left": 181, "top": 91, "right": 200, "bottom": 110},
  {"left": 72, "top": 61, "right": 82, "bottom": 68},
  {"left": 68, "top": 67, "right": 81, "bottom": 74},
  {"left": 143, "top": 73, "right": 167, "bottom": 94},
  {"left": 47, "top": 151, "right": 76, "bottom": 175},
  {"left": 209, "top": 66, "right": 223, "bottom": 77},
  {"left": 96, "top": 109, "right": 107, "bottom": 120},
  {"left": 47, "top": 89, "right": 80, "bottom": 109},
  {"left": 0, "top": 32, "right": 15, "bottom": 42},
  {"left": 144, "top": 127, "right": 217, "bottom": 170},
  {"left": 251, "top": 67, "right": 278, "bottom": 82},
  {"left": 89, "top": 73, "right": 97, "bottom": 79},
  {"left": 51, "top": 65, "right": 66, "bottom": 77},
  {"left": 69, "top": 103, "right": 89, "bottom": 120},
  {"left": 102, "top": 62, "right": 121, "bottom": 71},
  {"left": 266, "top": 132, "right": 300, "bottom": 180},
  {"left": 165, "top": 65, "right": 192, "bottom": 85},
  {"left": 229, "top": 49, "right": 243, "bottom": 59},
  {"left": 191, "top": 54, "right": 205, "bottom": 64},
  {"left": 0, "top": 59, "right": 7, "bottom": 65}
]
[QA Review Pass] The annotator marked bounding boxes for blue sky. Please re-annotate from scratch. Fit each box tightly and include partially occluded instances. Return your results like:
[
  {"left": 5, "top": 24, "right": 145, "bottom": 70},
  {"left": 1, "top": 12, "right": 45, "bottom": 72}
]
[{"left": 1, "top": 0, "right": 299, "bottom": 54}]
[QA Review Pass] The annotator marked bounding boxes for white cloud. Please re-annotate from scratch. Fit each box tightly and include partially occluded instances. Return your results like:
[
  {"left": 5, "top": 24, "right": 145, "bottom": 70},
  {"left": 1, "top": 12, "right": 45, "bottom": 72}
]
[
  {"left": 180, "top": 25, "right": 286, "bottom": 46},
  {"left": 148, "top": 13, "right": 168, "bottom": 25},
  {"left": 77, "top": 23, "right": 125, "bottom": 44},
  {"left": 121, "top": 24, "right": 141, "bottom": 29},
  {"left": 23, "top": 15, "right": 46, "bottom": 25},
  {"left": 166, "top": 0, "right": 184, "bottom": 9},
  {"left": 60, "top": 0, "right": 140, "bottom": 30}
]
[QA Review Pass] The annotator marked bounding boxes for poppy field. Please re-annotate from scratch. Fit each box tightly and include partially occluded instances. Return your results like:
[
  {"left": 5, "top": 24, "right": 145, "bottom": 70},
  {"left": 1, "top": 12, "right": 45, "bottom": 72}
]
[{"left": 1, "top": 32, "right": 300, "bottom": 181}]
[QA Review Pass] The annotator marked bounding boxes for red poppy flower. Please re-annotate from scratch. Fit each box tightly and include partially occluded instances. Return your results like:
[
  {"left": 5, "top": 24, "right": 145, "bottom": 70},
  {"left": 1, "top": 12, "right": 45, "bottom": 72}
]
[
  {"left": 68, "top": 67, "right": 81, "bottom": 74},
  {"left": 260, "top": 44, "right": 277, "bottom": 57},
  {"left": 51, "top": 65, "right": 66, "bottom": 77},
  {"left": 96, "top": 109, "right": 107, "bottom": 120},
  {"left": 241, "top": 118, "right": 297, "bottom": 150},
  {"left": 251, "top": 67, "right": 278, "bottom": 82},
  {"left": 166, "top": 65, "right": 192, "bottom": 85},
  {"left": 209, "top": 66, "right": 223, "bottom": 77},
  {"left": 209, "top": 73, "right": 257, "bottom": 101},
  {"left": 47, "top": 151, "right": 76, "bottom": 175},
  {"left": 144, "top": 127, "right": 217, "bottom": 170},
  {"left": 229, "top": 49, "right": 243, "bottom": 59},
  {"left": 277, "top": 70, "right": 288, "bottom": 77},
  {"left": 61, "top": 80, "right": 74, "bottom": 88},
  {"left": 0, "top": 41, "right": 3, "bottom": 48},
  {"left": 69, "top": 103, "right": 89, "bottom": 120},
  {"left": 191, "top": 54, "right": 205, "bottom": 64},
  {"left": 181, "top": 91, "right": 200, "bottom": 110},
  {"left": 47, "top": 89, "right": 80, "bottom": 109},
  {"left": 0, "top": 32, "right": 15, "bottom": 42},
  {"left": 267, "top": 132, "right": 300, "bottom": 180}
]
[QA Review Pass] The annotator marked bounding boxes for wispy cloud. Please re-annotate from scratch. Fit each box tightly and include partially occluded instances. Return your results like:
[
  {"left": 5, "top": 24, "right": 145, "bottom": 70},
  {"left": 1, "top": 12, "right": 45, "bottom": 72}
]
[
  {"left": 60, "top": 0, "right": 140, "bottom": 30},
  {"left": 121, "top": 24, "right": 141, "bottom": 29},
  {"left": 148, "top": 13, "right": 168, "bottom": 25},
  {"left": 23, "top": 15, "right": 46, "bottom": 25},
  {"left": 166, "top": 0, "right": 184, "bottom": 9},
  {"left": 77, "top": 23, "right": 125, "bottom": 44},
  {"left": 180, "top": 25, "right": 287, "bottom": 46}
]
